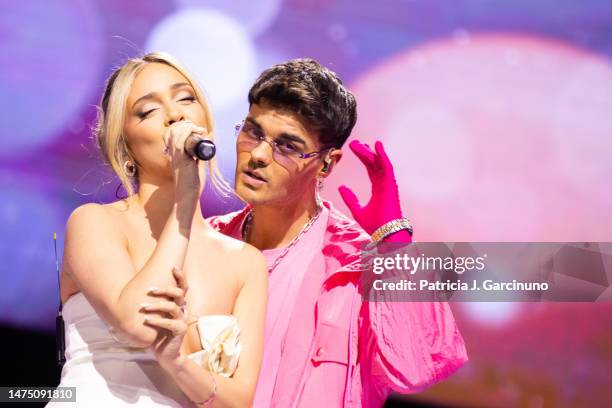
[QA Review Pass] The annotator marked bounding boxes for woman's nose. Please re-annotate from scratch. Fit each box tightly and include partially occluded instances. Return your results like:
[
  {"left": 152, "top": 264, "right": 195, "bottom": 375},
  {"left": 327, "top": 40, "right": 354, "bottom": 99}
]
[{"left": 166, "top": 110, "right": 185, "bottom": 126}]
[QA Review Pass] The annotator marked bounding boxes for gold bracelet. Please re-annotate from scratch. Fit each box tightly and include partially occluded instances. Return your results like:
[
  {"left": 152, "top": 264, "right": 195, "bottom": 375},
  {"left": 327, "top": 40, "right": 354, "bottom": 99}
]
[
  {"left": 371, "top": 218, "right": 413, "bottom": 242},
  {"left": 194, "top": 371, "right": 217, "bottom": 406}
]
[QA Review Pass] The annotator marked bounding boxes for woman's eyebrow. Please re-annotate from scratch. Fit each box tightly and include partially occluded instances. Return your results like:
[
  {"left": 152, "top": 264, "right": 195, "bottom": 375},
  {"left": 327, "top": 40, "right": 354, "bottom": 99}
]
[
  {"left": 131, "top": 92, "right": 157, "bottom": 110},
  {"left": 171, "top": 82, "right": 192, "bottom": 91}
]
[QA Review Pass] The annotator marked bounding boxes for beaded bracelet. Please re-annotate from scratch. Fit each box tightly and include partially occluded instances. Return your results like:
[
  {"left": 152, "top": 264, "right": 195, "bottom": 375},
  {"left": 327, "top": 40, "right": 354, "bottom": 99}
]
[
  {"left": 371, "top": 218, "right": 413, "bottom": 242},
  {"left": 194, "top": 371, "right": 217, "bottom": 407}
]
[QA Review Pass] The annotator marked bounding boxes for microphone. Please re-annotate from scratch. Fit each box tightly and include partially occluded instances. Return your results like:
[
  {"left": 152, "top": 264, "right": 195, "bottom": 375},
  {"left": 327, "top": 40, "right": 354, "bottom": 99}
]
[{"left": 184, "top": 134, "right": 216, "bottom": 161}]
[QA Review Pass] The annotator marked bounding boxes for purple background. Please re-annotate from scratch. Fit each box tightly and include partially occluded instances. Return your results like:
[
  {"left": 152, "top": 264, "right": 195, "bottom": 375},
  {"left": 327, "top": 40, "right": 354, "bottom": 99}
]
[{"left": 1, "top": 1, "right": 611, "bottom": 406}]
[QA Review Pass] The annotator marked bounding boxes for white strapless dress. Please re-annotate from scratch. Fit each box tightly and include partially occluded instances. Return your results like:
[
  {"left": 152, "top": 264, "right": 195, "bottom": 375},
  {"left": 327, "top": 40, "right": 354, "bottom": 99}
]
[{"left": 47, "top": 293, "right": 241, "bottom": 407}]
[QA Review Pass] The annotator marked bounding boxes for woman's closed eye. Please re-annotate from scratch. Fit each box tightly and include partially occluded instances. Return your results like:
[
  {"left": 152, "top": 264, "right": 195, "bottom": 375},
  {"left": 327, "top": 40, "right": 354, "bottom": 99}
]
[
  {"left": 176, "top": 89, "right": 197, "bottom": 104},
  {"left": 178, "top": 95, "right": 196, "bottom": 103},
  {"left": 136, "top": 96, "right": 194, "bottom": 120},
  {"left": 137, "top": 108, "right": 157, "bottom": 119}
]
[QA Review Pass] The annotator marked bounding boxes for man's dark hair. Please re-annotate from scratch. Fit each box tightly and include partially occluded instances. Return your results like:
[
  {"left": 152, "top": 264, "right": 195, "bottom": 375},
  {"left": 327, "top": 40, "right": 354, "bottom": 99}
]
[{"left": 248, "top": 58, "right": 357, "bottom": 149}]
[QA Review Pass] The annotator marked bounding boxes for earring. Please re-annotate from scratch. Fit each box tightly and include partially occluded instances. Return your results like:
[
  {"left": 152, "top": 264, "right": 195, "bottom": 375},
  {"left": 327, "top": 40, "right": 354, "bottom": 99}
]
[
  {"left": 316, "top": 177, "right": 324, "bottom": 191},
  {"left": 124, "top": 160, "right": 136, "bottom": 177},
  {"left": 315, "top": 177, "right": 324, "bottom": 207}
]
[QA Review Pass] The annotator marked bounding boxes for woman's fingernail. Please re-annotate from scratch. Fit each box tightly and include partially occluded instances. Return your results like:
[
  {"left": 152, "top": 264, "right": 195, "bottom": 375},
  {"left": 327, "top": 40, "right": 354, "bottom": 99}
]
[
  {"left": 140, "top": 302, "right": 152, "bottom": 309},
  {"left": 147, "top": 286, "right": 159, "bottom": 293}
]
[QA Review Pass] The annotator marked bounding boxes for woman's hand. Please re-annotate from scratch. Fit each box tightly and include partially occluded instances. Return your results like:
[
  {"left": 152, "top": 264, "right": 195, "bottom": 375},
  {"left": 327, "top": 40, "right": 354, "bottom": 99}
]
[
  {"left": 142, "top": 266, "right": 190, "bottom": 368},
  {"left": 163, "top": 120, "right": 208, "bottom": 199},
  {"left": 338, "top": 140, "right": 412, "bottom": 243}
]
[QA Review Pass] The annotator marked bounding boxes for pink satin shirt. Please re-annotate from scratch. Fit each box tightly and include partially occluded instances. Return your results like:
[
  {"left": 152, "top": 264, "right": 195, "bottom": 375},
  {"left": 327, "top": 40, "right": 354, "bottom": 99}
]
[{"left": 208, "top": 201, "right": 468, "bottom": 407}]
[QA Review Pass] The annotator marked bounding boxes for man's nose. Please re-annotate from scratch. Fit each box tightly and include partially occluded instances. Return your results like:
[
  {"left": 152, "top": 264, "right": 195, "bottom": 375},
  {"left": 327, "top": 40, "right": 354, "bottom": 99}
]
[{"left": 250, "top": 139, "right": 274, "bottom": 166}]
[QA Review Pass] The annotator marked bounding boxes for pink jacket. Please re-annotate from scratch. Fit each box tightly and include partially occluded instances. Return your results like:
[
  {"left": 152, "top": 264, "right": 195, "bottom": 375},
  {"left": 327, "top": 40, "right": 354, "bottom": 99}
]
[{"left": 208, "top": 201, "right": 468, "bottom": 407}]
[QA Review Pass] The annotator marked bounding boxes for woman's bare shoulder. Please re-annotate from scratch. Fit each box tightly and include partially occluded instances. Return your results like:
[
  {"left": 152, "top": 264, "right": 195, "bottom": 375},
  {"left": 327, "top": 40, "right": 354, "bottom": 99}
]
[
  {"left": 66, "top": 200, "right": 131, "bottom": 237},
  {"left": 204, "top": 228, "right": 267, "bottom": 273},
  {"left": 62, "top": 202, "right": 131, "bottom": 283},
  {"left": 205, "top": 227, "right": 255, "bottom": 254}
]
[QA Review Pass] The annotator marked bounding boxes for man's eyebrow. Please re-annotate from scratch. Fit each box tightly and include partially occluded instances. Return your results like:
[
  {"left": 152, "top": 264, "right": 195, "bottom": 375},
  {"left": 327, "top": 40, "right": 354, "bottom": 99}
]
[
  {"left": 245, "top": 117, "right": 262, "bottom": 128},
  {"left": 244, "top": 117, "right": 306, "bottom": 146},
  {"left": 276, "top": 132, "right": 306, "bottom": 146},
  {"left": 131, "top": 82, "right": 193, "bottom": 109}
]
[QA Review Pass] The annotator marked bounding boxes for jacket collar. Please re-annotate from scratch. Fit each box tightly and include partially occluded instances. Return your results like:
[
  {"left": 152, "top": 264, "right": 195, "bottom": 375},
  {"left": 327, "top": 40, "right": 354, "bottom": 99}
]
[{"left": 215, "top": 200, "right": 371, "bottom": 281}]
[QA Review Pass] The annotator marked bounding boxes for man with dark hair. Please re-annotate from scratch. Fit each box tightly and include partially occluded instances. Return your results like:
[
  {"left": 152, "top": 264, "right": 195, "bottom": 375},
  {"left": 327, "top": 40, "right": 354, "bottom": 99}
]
[
  {"left": 209, "top": 58, "right": 467, "bottom": 407},
  {"left": 247, "top": 58, "right": 357, "bottom": 148}
]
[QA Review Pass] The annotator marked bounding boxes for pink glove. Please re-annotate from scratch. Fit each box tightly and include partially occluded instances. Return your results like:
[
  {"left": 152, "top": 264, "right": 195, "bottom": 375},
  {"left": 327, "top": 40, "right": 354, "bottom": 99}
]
[{"left": 338, "top": 140, "right": 412, "bottom": 243}]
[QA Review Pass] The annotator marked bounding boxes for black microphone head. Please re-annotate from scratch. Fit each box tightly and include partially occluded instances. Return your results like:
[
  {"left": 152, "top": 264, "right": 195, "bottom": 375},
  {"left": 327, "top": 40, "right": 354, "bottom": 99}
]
[{"left": 194, "top": 139, "right": 216, "bottom": 161}]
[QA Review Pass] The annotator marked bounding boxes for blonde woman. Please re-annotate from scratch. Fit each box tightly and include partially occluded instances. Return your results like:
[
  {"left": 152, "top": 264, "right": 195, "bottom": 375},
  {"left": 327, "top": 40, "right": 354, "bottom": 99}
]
[{"left": 49, "top": 53, "right": 267, "bottom": 407}]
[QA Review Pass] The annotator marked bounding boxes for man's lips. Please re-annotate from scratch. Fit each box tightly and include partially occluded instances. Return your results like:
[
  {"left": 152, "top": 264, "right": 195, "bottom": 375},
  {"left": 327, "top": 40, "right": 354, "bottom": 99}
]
[{"left": 242, "top": 169, "right": 267, "bottom": 183}]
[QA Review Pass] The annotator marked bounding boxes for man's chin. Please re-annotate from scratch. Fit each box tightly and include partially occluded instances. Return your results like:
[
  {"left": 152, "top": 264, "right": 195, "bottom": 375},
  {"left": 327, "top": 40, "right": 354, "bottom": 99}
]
[{"left": 235, "top": 183, "right": 266, "bottom": 205}]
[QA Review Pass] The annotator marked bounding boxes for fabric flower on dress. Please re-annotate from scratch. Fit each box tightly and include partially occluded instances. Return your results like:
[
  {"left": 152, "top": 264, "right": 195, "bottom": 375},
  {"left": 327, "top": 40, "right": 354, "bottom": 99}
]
[{"left": 187, "top": 315, "right": 241, "bottom": 378}]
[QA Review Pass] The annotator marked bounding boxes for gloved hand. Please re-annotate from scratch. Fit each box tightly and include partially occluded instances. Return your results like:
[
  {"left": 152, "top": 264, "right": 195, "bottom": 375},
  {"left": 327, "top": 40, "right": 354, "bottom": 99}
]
[{"left": 338, "top": 140, "right": 412, "bottom": 243}]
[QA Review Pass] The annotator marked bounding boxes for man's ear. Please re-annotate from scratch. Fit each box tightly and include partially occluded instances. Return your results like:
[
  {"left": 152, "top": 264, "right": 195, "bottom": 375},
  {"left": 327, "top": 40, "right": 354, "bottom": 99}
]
[{"left": 320, "top": 149, "right": 343, "bottom": 178}]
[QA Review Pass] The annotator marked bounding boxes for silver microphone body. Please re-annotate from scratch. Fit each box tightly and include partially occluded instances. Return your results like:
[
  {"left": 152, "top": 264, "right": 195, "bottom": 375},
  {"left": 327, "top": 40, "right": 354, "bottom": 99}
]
[{"left": 184, "top": 133, "right": 216, "bottom": 161}]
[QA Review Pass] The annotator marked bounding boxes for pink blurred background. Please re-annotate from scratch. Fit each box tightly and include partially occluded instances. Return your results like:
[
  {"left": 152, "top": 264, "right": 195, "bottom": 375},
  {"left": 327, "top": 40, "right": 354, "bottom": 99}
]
[{"left": 1, "top": 1, "right": 611, "bottom": 406}]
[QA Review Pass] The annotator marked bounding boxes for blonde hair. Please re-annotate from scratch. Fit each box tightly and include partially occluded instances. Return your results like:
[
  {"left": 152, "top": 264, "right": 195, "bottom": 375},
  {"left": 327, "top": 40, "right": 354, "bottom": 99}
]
[{"left": 94, "top": 52, "right": 231, "bottom": 198}]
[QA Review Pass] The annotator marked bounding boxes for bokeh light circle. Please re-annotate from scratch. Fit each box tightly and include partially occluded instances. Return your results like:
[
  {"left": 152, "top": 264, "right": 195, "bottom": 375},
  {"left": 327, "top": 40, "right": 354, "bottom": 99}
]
[
  {"left": 324, "top": 34, "right": 612, "bottom": 241},
  {"left": 552, "top": 59, "right": 612, "bottom": 209},
  {"left": 175, "top": 0, "right": 282, "bottom": 35},
  {"left": 145, "top": 8, "right": 257, "bottom": 110},
  {"left": 0, "top": 0, "right": 104, "bottom": 157},
  {"left": 0, "top": 177, "right": 61, "bottom": 329},
  {"left": 385, "top": 103, "right": 474, "bottom": 201},
  {"left": 460, "top": 302, "right": 523, "bottom": 327}
]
